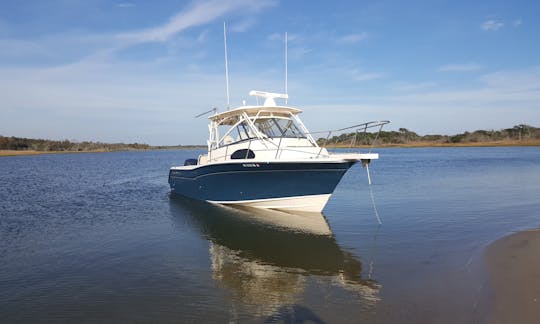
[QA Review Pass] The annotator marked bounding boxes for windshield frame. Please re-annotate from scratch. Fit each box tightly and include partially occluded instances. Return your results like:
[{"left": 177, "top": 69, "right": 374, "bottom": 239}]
[{"left": 252, "top": 117, "right": 307, "bottom": 139}]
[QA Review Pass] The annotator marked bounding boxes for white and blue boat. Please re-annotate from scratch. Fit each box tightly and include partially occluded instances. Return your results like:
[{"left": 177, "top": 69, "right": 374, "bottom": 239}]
[{"left": 169, "top": 90, "right": 388, "bottom": 212}]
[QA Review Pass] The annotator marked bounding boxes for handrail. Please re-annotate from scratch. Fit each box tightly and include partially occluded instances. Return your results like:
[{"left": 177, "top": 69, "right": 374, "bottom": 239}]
[
  {"left": 308, "top": 120, "right": 390, "bottom": 135},
  {"left": 308, "top": 121, "right": 390, "bottom": 157}
]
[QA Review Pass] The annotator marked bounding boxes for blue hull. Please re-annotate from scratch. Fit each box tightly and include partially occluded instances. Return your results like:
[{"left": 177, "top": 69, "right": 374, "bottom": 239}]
[{"left": 168, "top": 161, "right": 356, "bottom": 202}]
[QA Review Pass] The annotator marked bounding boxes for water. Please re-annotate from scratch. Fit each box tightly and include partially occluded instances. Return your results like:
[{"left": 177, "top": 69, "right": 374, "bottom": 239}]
[{"left": 1, "top": 147, "right": 539, "bottom": 323}]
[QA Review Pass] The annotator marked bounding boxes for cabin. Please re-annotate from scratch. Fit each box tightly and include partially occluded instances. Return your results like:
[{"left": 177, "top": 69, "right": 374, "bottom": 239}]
[{"left": 198, "top": 91, "right": 330, "bottom": 165}]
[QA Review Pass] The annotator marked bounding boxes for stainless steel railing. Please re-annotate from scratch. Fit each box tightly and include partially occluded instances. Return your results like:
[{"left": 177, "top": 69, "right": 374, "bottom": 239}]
[{"left": 308, "top": 120, "right": 390, "bottom": 157}]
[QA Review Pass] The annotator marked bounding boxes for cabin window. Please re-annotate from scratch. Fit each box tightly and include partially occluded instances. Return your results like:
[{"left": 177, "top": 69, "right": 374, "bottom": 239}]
[
  {"left": 254, "top": 118, "right": 305, "bottom": 138},
  {"left": 231, "top": 149, "right": 255, "bottom": 159}
]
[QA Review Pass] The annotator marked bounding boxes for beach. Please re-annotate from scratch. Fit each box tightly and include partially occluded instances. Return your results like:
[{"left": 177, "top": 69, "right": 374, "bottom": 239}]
[
  {"left": 485, "top": 229, "right": 540, "bottom": 324},
  {"left": 0, "top": 150, "right": 108, "bottom": 157},
  {"left": 0, "top": 150, "right": 60, "bottom": 156}
]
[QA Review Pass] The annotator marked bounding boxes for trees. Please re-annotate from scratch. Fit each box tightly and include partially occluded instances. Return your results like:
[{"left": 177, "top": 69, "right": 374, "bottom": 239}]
[
  {"left": 315, "top": 124, "right": 539, "bottom": 147},
  {"left": 0, "top": 136, "right": 152, "bottom": 151},
  {"left": 3, "top": 124, "right": 538, "bottom": 151}
]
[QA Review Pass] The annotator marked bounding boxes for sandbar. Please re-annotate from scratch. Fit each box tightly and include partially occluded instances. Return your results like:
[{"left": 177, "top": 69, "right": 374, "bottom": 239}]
[{"left": 485, "top": 229, "right": 540, "bottom": 324}]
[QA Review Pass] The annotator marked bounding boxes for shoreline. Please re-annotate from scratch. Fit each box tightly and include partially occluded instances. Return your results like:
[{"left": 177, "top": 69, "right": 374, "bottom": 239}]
[
  {"left": 326, "top": 139, "right": 540, "bottom": 148},
  {"left": 484, "top": 229, "right": 540, "bottom": 324},
  {"left": 0, "top": 147, "right": 205, "bottom": 157},
  {"left": 2, "top": 141, "right": 539, "bottom": 157},
  {"left": 0, "top": 149, "right": 115, "bottom": 157}
]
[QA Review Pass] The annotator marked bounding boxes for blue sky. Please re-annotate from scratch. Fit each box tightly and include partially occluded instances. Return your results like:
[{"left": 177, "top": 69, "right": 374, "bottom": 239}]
[{"left": 1, "top": 0, "right": 539, "bottom": 145}]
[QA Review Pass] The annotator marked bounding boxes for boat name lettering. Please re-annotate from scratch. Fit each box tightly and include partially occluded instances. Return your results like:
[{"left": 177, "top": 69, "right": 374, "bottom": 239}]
[{"left": 242, "top": 163, "right": 260, "bottom": 168}]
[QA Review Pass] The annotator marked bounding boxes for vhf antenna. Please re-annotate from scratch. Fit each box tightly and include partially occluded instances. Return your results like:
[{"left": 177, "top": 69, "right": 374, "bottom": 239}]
[
  {"left": 285, "top": 32, "right": 288, "bottom": 105},
  {"left": 223, "top": 22, "right": 230, "bottom": 110}
]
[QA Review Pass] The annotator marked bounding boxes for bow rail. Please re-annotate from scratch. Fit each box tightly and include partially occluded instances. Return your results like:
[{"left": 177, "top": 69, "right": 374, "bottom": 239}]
[{"left": 308, "top": 120, "right": 390, "bottom": 157}]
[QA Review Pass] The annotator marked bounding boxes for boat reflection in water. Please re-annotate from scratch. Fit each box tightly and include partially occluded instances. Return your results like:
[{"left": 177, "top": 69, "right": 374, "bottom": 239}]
[{"left": 169, "top": 196, "right": 380, "bottom": 318}]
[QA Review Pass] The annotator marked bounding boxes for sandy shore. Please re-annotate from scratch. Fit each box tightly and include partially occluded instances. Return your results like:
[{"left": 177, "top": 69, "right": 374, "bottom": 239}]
[
  {"left": 0, "top": 148, "right": 205, "bottom": 157},
  {"left": 327, "top": 139, "right": 540, "bottom": 148},
  {"left": 485, "top": 229, "right": 540, "bottom": 324},
  {"left": 0, "top": 150, "right": 62, "bottom": 156},
  {"left": 0, "top": 150, "right": 112, "bottom": 157},
  {"left": 0, "top": 149, "right": 156, "bottom": 157}
]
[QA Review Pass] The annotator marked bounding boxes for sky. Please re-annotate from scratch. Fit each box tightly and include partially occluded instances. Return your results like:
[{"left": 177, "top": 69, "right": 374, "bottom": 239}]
[{"left": 0, "top": 0, "right": 539, "bottom": 145}]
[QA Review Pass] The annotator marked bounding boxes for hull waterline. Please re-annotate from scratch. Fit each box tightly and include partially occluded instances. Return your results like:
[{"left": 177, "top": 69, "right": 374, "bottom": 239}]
[{"left": 168, "top": 160, "right": 357, "bottom": 212}]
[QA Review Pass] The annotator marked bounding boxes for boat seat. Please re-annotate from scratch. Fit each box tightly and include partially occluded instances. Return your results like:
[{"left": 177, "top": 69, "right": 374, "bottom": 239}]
[
  {"left": 223, "top": 135, "right": 235, "bottom": 145},
  {"left": 198, "top": 154, "right": 208, "bottom": 165}
]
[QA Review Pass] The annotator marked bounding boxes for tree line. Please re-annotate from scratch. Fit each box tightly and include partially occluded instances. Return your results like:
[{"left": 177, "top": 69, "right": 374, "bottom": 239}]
[
  {"left": 0, "top": 136, "right": 151, "bottom": 152},
  {"left": 318, "top": 124, "right": 540, "bottom": 146},
  {"left": 2, "top": 124, "right": 538, "bottom": 151}
]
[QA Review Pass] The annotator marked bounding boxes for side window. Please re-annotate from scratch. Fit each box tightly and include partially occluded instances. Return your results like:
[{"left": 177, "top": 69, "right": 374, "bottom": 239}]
[
  {"left": 218, "top": 121, "right": 257, "bottom": 146},
  {"left": 235, "top": 122, "right": 256, "bottom": 141},
  {"left": 231, "top": 149, "right": 255, "bottom": 159}
]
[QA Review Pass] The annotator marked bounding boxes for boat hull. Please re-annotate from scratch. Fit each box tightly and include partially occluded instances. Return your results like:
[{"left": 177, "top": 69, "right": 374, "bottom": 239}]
[{"left": 168, "top": 161, "right": 356, "bottom": 212}]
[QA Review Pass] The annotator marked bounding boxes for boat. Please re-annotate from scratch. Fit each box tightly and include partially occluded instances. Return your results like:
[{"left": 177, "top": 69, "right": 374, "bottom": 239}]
[{"left": 168, "top": 90, "right": 388, "bottom": 212}]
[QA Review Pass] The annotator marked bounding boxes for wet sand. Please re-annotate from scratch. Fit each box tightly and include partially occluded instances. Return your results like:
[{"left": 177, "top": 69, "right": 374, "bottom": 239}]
[
  {"left": 485, "top": 229, "right": 540, "bottom": 324},
  {"left": 0, "top": 150, "right": 60, "bottom": 156},
  {"left": 0, "top": 149, "right": 131, "bottom": 157}
]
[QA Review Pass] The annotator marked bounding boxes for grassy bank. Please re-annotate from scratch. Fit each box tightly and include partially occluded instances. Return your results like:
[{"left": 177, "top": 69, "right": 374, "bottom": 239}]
[
  {"left": 3, "top": 140, "right": 538, "bottom": 157},
  {"left": 320, "top": 124, "right": 540, "bottom": 148},
  {"left": 2, "top": 124, "right": 538, "bottom": 156},
  {"left": 0, "top": 146, "right": 208, "bottom": 157},
  {"left": 326, "top": 139, "right": 540, "bottom": 148},
  {"left": 0, "top": 149, "right": 115, "bottom": 157}
]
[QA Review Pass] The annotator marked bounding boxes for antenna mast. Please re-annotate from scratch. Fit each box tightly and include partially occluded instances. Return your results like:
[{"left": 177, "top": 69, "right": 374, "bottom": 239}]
[
  {"left": 285, "top": 32, "right": 288, "bottom": 105},
  {"left": 223, "top": 22, "right": 230, "bottom": 110}
]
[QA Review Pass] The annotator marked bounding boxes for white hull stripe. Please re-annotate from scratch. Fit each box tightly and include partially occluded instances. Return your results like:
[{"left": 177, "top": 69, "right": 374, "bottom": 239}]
[{"left": 207, "top": 194, "right": 332, "bottom": 213}]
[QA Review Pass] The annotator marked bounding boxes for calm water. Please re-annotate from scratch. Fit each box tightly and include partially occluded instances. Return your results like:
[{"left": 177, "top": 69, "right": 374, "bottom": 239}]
[{"left": 1, "top": 147, "right": 539, "bottom": 323}]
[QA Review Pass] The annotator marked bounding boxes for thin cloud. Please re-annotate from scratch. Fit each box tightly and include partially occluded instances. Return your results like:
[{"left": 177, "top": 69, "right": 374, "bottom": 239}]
[
  {"left": 391, "top": 81, "right": 437, "bottom": 92},
  {"left": 0, "top": 39, "right": 51, "bottom": 59},
  {"left": 229, "top": 17, "right": 257, "bottom": 32},
  {"left": 512, "top": 19, "right": 522, "bottom": 27},
  {"left": 196, "top": 30, "right": 208, "bottom": 43},
  {"left": 0, "top": 0, "right": 277, "bottom": 66},
  {"left": 307, "top": 67, "right": 540, "bottom": 135},
  {"left": 267, "top": 33, "right": 282, "bottom": 41},
  {"left": 481, "top": 66, "right": 540, "bottom": 91},
  {"left": 266, "top": 32, "right": 305, "bottom": 59},
  {"left": 267, "top": 32, "right": 298, "bottom": 42},
  {"left": 116, "top": 3, "right": 135, "bottom": 8},
  {"left": 481, "top": 20, "right": 504, "bottom": 31},
  {"left": 437, "top": 63, "right": 483, "bottom": 72},
  {"left": 117, "top": 0, "right": 276, "bottom": 43},
  {"left": 288, "top": 45, "right": 311, "bottom": 60},
  {"left": 337, "top": 32, "right": 369, "bottom": 44},
  {"left": 350, "top": 69, "right": 383, "bottom": 81}
]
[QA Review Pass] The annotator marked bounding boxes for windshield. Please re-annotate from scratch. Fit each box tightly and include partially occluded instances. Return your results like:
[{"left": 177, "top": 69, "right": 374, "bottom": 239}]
[{"left": 253, "top": 118, "right": 306, "bottom": 138}]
